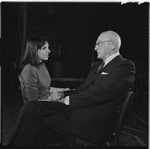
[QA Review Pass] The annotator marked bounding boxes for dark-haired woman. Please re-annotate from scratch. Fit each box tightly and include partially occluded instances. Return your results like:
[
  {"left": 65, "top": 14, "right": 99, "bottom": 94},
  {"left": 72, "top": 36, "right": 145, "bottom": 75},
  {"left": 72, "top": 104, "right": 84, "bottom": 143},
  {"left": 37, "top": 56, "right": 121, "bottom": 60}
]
[
  {"left": 8, "top": 37, "right": 74, "bottom": 146},
  {"left": 21, "top": 36, "right": 68, "bottom": 101}
]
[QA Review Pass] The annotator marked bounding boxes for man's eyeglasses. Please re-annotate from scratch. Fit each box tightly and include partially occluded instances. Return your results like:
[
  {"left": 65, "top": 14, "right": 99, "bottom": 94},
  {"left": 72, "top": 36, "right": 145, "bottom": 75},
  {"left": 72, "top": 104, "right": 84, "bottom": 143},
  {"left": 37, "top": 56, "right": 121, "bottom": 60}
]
[{"left": 94, "top": 39, "right": 114, "bottom": 47}]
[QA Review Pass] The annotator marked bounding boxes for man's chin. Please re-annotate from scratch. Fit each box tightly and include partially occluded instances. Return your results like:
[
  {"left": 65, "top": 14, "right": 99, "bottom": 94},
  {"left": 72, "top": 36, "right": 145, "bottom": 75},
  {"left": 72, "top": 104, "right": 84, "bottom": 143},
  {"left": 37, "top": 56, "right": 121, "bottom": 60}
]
[
  {"left": 97, "top": 56, "right": 103, "bottom": 61},
  {"left": 97, "top": 56, "right": 101, "bottom": 59},
  {"left": 43, "top": 58, "right": 49, "bottom": 60}
]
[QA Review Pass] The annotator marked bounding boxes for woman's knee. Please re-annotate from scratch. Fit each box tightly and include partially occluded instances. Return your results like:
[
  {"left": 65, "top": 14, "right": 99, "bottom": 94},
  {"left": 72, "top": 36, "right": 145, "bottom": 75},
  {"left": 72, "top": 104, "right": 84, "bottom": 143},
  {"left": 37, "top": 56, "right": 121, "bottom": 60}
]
[
  {"left": 24, "top": 101, "right": 38, "bottom": 107},
  {"left": 23, "top": 101, "right": 39, "bottom": 113}
]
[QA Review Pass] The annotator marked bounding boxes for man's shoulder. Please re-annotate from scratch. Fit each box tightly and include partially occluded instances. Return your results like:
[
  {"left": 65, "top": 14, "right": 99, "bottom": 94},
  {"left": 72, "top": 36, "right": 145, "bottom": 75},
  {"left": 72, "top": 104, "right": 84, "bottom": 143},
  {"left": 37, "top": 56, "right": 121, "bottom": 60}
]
[
  {"left": 117, "top": 57, "right": 136, "bottom": 70},
  {"left": 121, "top": 58, "right": 135, "bottom": 65},
  {"left": 113, "top": 55, "right": 135, "bottom": 65}
]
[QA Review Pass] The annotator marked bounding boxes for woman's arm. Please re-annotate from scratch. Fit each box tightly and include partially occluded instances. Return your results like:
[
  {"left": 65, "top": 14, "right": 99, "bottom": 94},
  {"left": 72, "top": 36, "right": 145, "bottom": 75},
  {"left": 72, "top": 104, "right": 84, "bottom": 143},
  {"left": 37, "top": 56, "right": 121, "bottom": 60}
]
[
  {"left": 49, "top": 87, "right": 69, "bottom": 92},
  {"left": 22, "top": 70, "right": 39, "bottom": 101}
]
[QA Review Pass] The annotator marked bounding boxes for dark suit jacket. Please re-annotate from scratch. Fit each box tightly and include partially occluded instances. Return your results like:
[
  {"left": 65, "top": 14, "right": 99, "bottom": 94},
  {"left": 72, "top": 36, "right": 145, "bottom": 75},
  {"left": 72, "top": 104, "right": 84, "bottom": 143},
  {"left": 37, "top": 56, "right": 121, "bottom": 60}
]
[{"left": 68, "top": 55, "right": 136, "bottom": 145}]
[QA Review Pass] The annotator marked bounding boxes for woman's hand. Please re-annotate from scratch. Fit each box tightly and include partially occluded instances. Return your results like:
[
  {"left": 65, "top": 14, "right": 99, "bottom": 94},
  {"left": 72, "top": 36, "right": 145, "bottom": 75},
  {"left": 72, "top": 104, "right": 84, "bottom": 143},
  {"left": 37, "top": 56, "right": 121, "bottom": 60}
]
[
  {"left": 58, "top": 88, "right": 70, "bottom": 92},
  {"left": 49, "top": 87, "right": 70, "bottom": 92},
  {"left": 63, "top": 88, "right": 70, "bottom": 91}
]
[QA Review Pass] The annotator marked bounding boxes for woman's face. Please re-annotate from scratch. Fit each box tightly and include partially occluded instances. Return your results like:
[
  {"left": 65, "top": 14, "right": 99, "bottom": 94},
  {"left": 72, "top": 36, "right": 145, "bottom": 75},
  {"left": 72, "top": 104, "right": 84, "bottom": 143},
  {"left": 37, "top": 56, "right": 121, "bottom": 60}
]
[{"left": 38, "top": 42, "right": 50, "bottom": 61}]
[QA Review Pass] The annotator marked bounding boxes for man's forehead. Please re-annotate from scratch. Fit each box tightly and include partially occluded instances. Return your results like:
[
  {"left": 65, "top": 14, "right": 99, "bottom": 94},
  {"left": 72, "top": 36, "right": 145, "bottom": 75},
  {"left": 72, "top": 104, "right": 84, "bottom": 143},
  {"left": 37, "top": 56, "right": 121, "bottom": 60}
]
[{"left": 97, "top": 33, "right": 114, "bottom": 42}]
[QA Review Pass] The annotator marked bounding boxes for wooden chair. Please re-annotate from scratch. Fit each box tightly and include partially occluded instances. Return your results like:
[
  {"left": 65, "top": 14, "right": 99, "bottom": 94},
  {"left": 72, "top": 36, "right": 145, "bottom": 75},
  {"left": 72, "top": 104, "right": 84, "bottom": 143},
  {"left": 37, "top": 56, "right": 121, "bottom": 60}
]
[
  {"left": 18, "top": 75, "right": 28, "bottom": 104},
  {"left": 112, "top": 91, "right": 134, "bottom": 146}
]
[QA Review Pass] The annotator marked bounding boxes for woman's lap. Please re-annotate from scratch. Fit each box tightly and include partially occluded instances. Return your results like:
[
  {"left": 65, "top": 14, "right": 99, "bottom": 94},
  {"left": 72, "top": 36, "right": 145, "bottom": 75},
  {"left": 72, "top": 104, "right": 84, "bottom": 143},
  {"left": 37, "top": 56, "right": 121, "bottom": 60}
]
[{"left": 9, "top": 101, "right": 74, "bottom": 145}]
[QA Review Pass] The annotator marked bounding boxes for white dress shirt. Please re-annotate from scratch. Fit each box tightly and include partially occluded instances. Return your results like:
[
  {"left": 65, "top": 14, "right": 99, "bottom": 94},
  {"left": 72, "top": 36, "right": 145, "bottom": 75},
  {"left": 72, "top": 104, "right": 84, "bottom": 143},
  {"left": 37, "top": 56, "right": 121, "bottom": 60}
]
[{"left": 103, "top": 52, "right": 120, "bottom": 67}]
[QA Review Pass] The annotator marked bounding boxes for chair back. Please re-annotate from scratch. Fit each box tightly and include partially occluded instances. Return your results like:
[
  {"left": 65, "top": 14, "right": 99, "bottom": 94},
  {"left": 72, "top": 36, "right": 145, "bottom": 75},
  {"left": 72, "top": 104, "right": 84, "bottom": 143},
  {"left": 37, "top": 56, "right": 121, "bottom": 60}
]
[
  {"left": 114, "top": 91, "right": 134, "bottom": 146},
  {"left": 18, "top": 75, "right": 28, "bottom": 104}
]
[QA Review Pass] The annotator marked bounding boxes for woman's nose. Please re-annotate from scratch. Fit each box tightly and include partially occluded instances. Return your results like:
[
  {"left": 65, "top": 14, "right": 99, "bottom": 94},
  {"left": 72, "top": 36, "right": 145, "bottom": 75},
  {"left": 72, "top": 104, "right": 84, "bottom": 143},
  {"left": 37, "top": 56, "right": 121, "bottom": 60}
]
[{"left": 48, "top": 48, "right": 51, "bottom": 53}]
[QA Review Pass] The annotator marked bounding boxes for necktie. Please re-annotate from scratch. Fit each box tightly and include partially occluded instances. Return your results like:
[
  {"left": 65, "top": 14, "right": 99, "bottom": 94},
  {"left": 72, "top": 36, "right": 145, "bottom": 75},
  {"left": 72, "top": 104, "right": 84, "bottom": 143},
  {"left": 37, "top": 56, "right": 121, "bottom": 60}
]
[{"left": 97, "top": 61, "right": 105, "bottom": 72}]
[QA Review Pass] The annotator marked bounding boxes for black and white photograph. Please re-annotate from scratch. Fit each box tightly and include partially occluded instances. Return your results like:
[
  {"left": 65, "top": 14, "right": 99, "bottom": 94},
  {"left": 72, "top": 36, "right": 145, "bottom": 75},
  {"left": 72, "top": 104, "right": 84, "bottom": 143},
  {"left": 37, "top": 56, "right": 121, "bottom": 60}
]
[{"left": 1, "top": 2, "right": 148, "bottom": 146}]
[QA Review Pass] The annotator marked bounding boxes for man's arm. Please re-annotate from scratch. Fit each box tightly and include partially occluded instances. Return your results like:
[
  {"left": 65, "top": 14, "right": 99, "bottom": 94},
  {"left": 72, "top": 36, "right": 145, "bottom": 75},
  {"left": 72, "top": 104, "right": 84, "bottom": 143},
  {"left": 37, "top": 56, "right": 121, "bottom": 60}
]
[{"left": 68, "top": 60, "right": 135, "bottom": 108}]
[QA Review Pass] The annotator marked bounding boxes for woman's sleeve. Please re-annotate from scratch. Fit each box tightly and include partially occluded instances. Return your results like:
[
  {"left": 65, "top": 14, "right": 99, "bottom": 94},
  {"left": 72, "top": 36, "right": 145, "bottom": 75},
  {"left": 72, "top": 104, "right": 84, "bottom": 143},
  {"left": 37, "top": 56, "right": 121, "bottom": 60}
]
[{"left": 23, "top": 68, "right": 39, "bottom": 101}]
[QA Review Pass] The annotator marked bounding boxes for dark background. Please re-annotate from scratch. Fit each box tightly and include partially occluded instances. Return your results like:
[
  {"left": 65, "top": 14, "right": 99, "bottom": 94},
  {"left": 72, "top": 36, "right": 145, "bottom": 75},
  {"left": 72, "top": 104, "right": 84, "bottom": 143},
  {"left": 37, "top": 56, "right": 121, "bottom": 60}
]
[{"left": 1, "top": 2, "right": 148, "bottom": 97}]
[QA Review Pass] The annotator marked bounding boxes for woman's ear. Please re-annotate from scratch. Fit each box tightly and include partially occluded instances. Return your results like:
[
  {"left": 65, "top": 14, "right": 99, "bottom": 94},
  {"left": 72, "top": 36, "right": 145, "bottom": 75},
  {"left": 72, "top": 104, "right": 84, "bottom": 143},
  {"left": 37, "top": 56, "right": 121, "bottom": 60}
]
[
  {"left": 37, "top": 49, "right": 42, "bottom": 62},
  {"left": 37, "top": 49, "right": 41, "bottom": 56}
]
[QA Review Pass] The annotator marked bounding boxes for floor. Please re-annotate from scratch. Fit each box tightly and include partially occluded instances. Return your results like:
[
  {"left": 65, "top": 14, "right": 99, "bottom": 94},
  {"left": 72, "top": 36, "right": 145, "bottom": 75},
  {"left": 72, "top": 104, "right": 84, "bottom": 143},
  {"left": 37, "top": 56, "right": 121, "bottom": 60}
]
[{"left": 2, "top": 85, "right": 148, "bottom": 147}]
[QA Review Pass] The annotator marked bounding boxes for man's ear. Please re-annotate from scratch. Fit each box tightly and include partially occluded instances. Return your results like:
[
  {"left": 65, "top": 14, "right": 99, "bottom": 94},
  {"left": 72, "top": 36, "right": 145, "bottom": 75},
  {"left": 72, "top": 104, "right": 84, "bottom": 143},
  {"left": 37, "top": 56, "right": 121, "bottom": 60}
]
[
  {"left": 111, "top": 47, "right": 115, "bottom": 50},
  {"left": 110, "top": 42, "right": 115, "bottom": 50}
]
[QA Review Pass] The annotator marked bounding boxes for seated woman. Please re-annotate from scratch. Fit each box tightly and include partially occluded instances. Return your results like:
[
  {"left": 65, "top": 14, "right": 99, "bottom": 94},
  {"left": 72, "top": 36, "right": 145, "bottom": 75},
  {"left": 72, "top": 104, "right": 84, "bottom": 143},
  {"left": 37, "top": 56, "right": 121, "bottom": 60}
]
[
  {"left": 8, "top": 36, "right": 76, "bottom": 146},
  {"left": 20, "top": 36, "right": 68, "bottom": 102}
]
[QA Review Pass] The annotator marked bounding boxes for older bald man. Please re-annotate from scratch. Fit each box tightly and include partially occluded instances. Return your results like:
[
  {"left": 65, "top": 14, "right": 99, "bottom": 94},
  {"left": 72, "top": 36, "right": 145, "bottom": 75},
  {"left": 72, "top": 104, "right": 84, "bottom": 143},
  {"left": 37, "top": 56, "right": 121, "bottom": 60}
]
[{"left": 8, "top": 31, "right": 136, "bottom": 146}]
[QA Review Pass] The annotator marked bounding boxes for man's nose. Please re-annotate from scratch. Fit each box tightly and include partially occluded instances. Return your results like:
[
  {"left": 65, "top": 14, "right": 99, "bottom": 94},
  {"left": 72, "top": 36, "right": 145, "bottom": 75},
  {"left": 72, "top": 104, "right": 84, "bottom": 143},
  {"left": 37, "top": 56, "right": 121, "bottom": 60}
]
[{"left": 94, "top": 46, "right": 97, "bottom": 51}]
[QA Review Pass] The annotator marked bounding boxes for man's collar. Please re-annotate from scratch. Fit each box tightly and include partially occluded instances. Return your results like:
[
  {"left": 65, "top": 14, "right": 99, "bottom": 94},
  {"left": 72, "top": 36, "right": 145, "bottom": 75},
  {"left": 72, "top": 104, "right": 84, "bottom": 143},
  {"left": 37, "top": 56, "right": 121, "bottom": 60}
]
[{"left": 104, "top": 52, "right": 120, "bottom": 67}]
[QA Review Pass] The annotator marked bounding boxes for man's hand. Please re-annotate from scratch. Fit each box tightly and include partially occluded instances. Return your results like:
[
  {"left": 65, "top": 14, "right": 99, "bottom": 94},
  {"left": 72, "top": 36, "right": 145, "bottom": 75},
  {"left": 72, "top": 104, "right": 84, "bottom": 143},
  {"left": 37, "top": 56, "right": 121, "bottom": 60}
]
[
  {"left": 58, "top": 98, "right": 65, "bottom": 104},
  {"left": 48, "top": 91, "right": 64, "bottom": 102}
]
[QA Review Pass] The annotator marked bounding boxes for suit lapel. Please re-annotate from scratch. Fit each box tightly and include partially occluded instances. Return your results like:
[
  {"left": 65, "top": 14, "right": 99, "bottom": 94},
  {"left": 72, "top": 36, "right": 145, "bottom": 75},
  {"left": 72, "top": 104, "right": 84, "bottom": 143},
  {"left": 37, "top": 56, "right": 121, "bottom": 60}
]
[
  {"left": 84, "top": 55, "right": 123, "bottom": 88},
  {"left": 102, "top": 55, "right": 123, "bottom": 72}
]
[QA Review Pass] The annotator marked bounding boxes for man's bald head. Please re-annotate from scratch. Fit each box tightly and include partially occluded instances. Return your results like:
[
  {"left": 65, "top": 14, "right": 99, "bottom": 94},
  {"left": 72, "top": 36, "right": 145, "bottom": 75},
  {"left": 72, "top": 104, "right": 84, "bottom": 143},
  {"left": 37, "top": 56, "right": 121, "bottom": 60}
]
[{"left": 98, "top": 31, "right": 121, "bottom": 50}]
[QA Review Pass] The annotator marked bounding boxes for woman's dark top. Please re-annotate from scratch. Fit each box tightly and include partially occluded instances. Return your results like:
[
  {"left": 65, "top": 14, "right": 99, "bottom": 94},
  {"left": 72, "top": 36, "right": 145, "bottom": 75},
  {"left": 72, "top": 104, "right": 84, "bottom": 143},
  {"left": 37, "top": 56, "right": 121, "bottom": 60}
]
[{"left": 21, "top": 63, "right": 51, "bottom": 101}]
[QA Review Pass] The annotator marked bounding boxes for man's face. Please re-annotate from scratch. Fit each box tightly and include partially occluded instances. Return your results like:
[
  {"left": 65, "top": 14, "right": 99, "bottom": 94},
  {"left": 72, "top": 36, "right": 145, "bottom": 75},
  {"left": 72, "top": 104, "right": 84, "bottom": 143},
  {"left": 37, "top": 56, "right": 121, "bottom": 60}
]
[{"left": 94, "top": 35, "right": 115, "bottom": 60}]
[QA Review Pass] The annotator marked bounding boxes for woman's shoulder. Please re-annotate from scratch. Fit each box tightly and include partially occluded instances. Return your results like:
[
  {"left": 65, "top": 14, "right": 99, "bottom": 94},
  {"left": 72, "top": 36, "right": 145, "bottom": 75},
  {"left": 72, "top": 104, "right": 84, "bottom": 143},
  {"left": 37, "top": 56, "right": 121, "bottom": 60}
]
[
  {"left": 21, "top": 64, "right": 37, "bottom": 77},
  {"left": 23, "top": 63, "right": 38, "bottom": 71}
]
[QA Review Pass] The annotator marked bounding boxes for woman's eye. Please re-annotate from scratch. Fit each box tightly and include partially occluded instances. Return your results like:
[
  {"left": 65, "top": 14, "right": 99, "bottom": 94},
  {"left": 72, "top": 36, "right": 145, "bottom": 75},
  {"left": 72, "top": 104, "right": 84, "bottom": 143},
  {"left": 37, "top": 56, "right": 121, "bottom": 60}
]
[{"left": 41, "top": 47, "right": 46, "bottom": 50}]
